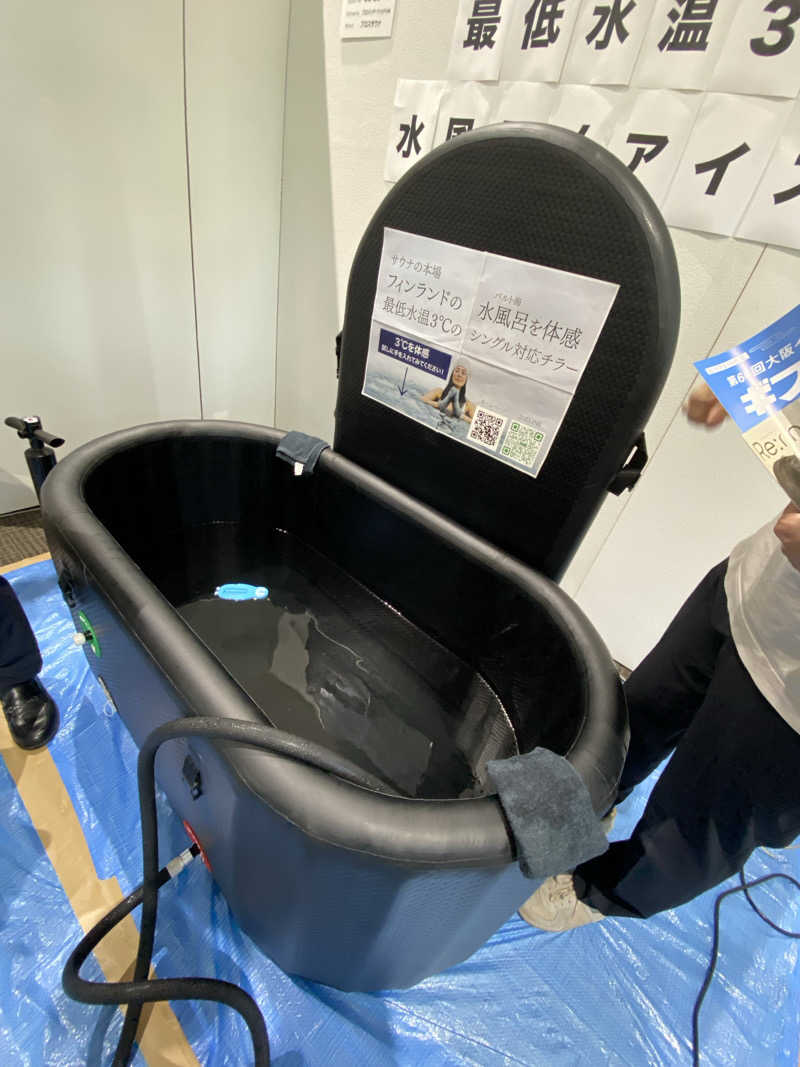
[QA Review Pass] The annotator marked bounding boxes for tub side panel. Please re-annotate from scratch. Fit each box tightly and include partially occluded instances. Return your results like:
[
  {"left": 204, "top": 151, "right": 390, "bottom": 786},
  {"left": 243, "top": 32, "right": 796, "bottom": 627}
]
[{"left": 45, "top": 527, "right": 533, "bottom": 992}]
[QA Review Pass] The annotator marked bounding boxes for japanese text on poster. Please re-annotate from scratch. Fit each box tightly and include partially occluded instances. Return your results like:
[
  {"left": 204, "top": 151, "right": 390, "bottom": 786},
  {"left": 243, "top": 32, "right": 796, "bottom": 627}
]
[{"left": 362, "top": 228, "right": 619, "bottom": 477}]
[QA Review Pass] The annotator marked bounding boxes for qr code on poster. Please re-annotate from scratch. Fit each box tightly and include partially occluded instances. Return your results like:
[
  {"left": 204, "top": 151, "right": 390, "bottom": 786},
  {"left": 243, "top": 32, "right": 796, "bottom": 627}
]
[
  {"left": 468, "top": 406, "right": 508, "bottom": 451},
  {"left": 500, "top": 420, "right": 545, "bottom": 469}
]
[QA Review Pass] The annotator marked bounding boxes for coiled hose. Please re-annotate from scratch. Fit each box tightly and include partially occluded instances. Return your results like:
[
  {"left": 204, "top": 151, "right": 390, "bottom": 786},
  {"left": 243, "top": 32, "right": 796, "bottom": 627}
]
[{"left": 62, "top": 717, "right": 398, "bottom": 1066}]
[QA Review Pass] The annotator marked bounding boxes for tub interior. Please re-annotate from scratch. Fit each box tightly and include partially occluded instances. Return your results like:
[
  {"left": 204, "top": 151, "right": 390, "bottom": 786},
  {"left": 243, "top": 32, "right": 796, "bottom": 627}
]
[
  {"left": 177, "top": 528, "right": 517, "bottom": 797},
  {"left": 83, "top": 434, "right": 587, "bottom": 800}
]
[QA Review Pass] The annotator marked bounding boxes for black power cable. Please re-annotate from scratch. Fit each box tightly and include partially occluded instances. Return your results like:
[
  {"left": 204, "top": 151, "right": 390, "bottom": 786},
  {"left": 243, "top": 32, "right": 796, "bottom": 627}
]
[
  {"left": 63, "top": 716, "right": 399, "bottom": 1067},
  {"left": 692, "top": 862, "right": 800, "bottom": 1066}
]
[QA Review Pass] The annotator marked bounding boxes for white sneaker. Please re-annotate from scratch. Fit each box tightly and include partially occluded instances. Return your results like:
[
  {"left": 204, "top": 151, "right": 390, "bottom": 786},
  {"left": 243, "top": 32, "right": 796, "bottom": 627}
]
[
  {"left": 601, "top": 806, "right": 617, "bottom": 835},
  {"left": 518, "top": 874, "right": 605, "bottom": 932}
]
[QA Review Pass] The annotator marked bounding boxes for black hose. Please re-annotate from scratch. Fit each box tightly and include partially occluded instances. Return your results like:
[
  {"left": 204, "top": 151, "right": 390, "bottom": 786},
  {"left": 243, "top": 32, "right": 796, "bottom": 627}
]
[
  {"left": 62, "top": 846, "right": 270, "bottom": 1064},
  {"left": 692, "top": 864, "right": 800, "bottom": 1066},
  {"left": 63, "top": 716, "right": 400, "bottom": 1066}
]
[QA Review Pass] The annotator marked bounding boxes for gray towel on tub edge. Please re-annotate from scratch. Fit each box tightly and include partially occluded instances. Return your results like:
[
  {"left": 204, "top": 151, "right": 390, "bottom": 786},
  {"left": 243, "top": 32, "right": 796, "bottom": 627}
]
[{"left": 488, "top": 747, "right": 609, "bottom": 880}]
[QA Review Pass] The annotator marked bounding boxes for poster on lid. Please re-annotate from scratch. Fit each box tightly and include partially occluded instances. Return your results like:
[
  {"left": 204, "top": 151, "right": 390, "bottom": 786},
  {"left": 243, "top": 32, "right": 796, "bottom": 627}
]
[
  {"left": 362, "top": 228, "right": 619, "bottom": 477},
  {"left": 367, "top": 228, "right": 485, "bottom": 349},
  {"left": 462, "top": 250, "right": 619, "bottom": 389}
]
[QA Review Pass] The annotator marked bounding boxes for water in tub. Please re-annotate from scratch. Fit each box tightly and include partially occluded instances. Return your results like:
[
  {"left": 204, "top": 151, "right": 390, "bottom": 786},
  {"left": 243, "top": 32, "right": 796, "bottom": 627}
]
[{"left": 176, "top": 536, "right": 517, "bottom": 798}]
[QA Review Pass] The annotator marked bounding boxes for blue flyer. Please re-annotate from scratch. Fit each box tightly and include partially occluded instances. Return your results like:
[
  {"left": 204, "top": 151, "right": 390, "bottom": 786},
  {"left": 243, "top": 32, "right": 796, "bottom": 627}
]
[{"left": 695, "top": 303, "right": 800, "bottom": 503}]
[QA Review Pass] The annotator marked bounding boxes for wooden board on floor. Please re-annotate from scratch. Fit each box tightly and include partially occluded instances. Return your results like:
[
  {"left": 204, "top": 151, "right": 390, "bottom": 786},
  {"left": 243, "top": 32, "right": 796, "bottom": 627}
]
[{"left": 0, "top": 552, "right": 51, "bottom": 575}]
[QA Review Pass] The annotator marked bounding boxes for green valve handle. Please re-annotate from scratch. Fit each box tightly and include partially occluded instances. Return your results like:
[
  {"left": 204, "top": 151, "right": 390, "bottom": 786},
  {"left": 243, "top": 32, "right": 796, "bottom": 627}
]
[{"left": 74, "top": 611, "right": 101, "bottom": 657}]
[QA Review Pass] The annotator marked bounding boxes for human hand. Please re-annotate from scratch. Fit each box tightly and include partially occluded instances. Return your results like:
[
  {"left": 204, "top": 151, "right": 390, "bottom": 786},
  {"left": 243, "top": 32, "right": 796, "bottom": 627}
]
[
  {"left": 774, "top": 502, "right": 800, "bottom": 572},
  {"left": 684, "top": 381, "right": 727, "bottom": 428}
]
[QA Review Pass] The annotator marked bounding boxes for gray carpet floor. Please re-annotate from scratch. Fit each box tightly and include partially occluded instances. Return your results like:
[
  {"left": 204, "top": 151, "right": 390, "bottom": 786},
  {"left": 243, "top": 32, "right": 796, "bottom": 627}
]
[{"left": 0, "top": 507, "right": 48, "bottom": 567}]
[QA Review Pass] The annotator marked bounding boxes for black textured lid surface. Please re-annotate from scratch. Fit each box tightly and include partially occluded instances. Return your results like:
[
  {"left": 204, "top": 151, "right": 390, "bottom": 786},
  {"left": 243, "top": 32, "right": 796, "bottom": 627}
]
[{"left": 334, "top": 123, "right": 680, "bottom": 579}]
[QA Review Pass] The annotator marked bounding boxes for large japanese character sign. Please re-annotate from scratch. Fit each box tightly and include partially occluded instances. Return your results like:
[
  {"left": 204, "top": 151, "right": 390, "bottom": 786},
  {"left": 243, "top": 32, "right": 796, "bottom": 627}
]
[
  {"left": 432, "top": 81, "right": 494, "bottom": 147},
  {"left": 448, "top": 0, "right": 513, "bottom": 79},
  {"left": 662, "top": 91, "right": 793, "bottom": 235},
  {"left": 384, "top": 80, "right": 446, "bottom": 182},
  {"left": 563, "top": 0, "right": 656, "bottom": 85},
  {"left": 711, "top": 0, "right": 800, "bottom": 97},
  {"left": 633, "top": 0, "right": 734, "bottom": 89},
  {"left": 547, "top": 83, "right": 626, "bottom": 146},
  {"left": 739, "top": 97, "right": 800, "bottom": 248},
  {"left": 500, "top": 0, "right": 584, "bottom": 82},
  {"left": 696, "top": 303, "right": 800, "bottom": 478},
  {"left": 604, "top": 89, "right": 702, "bottom": 205},
  {"left": 389, "top": 1, "right": 800, "bottom": 250}
]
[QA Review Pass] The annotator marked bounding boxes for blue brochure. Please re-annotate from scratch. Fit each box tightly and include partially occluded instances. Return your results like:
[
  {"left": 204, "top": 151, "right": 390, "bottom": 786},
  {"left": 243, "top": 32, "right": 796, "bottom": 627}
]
[{"left": 695, "top": 303, "right": 800, "bottom": 503}]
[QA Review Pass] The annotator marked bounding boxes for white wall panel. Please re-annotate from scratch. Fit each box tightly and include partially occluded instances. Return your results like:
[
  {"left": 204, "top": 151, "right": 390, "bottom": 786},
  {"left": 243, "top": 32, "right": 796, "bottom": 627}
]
[
  {"left": 561, "top": 230, "right": 763, "bottom": 595},
  {"left": 275, "top": 0, "right": 339, "bottom": 441},
  {"left": 575, "top": 246, "right": 800, "bottom": 666},
  {"left": 186, "top": 0, "right": 289, "bottom": 425},
  {"left": 0, "top": 1, "right": 200, "bottom": 511}
]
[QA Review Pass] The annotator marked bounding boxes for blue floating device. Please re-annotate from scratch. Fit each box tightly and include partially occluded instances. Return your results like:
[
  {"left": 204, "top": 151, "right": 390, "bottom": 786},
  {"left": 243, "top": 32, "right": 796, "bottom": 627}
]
[{"left": 215, "top": 583, "right": 269, "bottom": 601}]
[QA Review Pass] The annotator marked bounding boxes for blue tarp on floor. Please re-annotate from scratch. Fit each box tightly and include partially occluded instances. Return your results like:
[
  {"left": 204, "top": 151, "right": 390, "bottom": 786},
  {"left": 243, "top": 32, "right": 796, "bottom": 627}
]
[{"left": 1, "top": 557, "right": 799, "bottom": 1066}]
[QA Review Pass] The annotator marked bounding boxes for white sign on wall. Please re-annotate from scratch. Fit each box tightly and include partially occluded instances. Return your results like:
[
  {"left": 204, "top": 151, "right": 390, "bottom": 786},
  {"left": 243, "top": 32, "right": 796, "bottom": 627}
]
[
  {"left": 662, "top": 92, "right": 793, "bottom": 236},
  {"left": 738, "top": 98, "right": 800, "bottom": 250},
  {"left": 632, "top": 0, "right": 736, "bottom": 90},
  {"left": 448, "top": 0, "right": 514, "bottom": 81},
  {"left": 605, "top": 88, "right": 703, "bottom": 205},
  {"left": 710, "top": 0, "right": 800, "bottom": 99},
  {"left": 433, "top": 81, "right": 496, "bottom": 147},
  {"left": 562, "top": 0, "right": 656, "bottom": 86},
  {"left": 386, "top": 0, "right": 800, "bottom": 252},
  {"left": 548, "top": 83, "right": 628, "bottom": 145},
  {"left": 492, "top": 80, "right": 558, "bottom": 122},
  {"left": 384, "top": 80, "right": 447, "bottom": 182},
  {"left": 340, "top": 0, "right": 396, "bottom": 39},
  {"left": 500, "top": 0, "right": 584, "bottom": 83}
]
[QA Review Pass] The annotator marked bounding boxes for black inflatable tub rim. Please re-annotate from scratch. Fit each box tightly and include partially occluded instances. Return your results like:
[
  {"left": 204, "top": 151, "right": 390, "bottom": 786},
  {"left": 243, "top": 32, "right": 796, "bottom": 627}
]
[{"left": 41, "top": 419, "right": 623, "bottom": 869}]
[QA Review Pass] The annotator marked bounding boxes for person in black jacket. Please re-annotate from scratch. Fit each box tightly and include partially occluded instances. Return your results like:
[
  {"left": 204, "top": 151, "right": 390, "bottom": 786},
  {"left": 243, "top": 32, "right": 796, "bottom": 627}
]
[
  {"left": 1, "top": 574, "right": 58, "bottom": 749},
  {"left": 519, "top": 381, "right": 800, "bottom": 929}
]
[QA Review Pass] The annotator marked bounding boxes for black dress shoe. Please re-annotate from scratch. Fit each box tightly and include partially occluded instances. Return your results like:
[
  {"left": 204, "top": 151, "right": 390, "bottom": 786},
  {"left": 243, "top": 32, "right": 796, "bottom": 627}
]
[{"left": 0, "top": 678, "right": 59, "bottom": 750}]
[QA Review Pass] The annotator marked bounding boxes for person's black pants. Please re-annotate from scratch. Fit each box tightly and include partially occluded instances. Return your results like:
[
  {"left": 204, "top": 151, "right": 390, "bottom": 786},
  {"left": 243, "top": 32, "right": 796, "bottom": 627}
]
[
  {"left": 574, "top": 561, "right": 800, "bottom": 918},
  {"left": 0, "top": 574, "right": 42, "bottom": 692}
]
